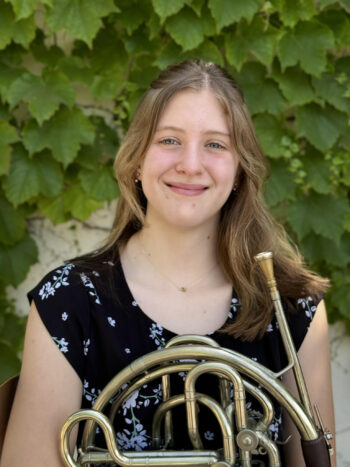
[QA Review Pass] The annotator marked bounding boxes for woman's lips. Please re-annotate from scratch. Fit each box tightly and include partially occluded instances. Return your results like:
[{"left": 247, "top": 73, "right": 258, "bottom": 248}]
[{"left": 165, "top": 182, "right": 208, "bottom": 196}]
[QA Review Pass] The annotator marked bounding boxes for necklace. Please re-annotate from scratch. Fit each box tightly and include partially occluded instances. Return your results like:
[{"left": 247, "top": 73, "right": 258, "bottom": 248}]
[{"left": 139, "top": 242, "right": 219, "bottom": 293}]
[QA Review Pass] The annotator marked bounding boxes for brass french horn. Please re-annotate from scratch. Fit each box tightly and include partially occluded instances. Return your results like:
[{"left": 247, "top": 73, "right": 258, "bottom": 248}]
[{"left": 60, "top": 252, "right": 333, "bottom": 466}]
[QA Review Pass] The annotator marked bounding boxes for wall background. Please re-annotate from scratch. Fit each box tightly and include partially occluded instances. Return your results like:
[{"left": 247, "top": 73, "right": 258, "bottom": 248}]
[{"left": 7, "top": 204, "right": 350, "bottom": 466}]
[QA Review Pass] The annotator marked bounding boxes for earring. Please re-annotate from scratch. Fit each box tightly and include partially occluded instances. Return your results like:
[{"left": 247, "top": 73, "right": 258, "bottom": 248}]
[
  {"left": 135, "top": 170, "right": 141, "bottom": 183},
  {"left": 233, "top": 184, "right": 238, "bottom": 192}
]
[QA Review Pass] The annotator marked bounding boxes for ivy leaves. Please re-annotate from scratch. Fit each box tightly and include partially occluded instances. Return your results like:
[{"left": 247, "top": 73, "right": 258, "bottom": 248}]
[
  {"left": 278, "top": 20, "right": 334, "bottom": 76},
  {"left": 46, "top": 0, "right": 119, "bottom": 47},
  {"left": 22, "top": 107, "right": 95, "bottom": 167},
  {"left": 8, "top": 71, "right": 75, "bottom": 125}
]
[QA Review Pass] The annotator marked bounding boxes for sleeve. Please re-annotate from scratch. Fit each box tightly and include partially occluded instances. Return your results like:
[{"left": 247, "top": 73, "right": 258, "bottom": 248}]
[
  {"left": 286, "top": 294, "right": 324, "bottom": 352},
  {"left": 27, "top": 263, "right": 90, "bottom": 381}
]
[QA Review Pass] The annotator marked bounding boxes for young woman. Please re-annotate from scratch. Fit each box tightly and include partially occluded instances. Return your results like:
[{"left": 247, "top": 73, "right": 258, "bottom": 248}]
[{"left": 1, "top": 60, "right": 335, "bottom": 466}]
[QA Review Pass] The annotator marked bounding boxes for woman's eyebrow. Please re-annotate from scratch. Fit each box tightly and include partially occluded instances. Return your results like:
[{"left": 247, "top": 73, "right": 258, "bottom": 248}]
[{"left": 156, "top": 126, "right": 230, "bottom": 137}]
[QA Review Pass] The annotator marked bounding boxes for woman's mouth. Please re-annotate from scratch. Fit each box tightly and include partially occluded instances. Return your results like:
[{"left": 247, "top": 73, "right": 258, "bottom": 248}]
[{"left": 165, "top": 182, "right": 208, "bottom": 196}]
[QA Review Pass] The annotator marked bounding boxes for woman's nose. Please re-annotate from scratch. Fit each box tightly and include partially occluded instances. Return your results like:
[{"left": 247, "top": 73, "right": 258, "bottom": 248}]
[{"left": 175, "top": 144, "right": 203, "bottom": 175}]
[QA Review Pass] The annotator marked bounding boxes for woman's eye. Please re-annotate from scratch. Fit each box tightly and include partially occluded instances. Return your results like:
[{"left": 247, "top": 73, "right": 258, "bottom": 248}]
[
  {"left": 207, "top": 142, "right": 225, "bottom": 150},
  {"left": 160, "top": 138, "right": 178, "bottom": 145}
]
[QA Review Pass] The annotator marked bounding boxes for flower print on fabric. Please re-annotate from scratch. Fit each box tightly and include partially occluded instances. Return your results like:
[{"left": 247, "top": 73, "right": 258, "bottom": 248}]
[
  {"left": 115, "top": 383, "right": 163, "bottom": 451},
  {"left": 83, "top": 379, "right": 101, "bottom": 405},
  {"left": 297, "top": 296, "right": 317, "bottom": 320},
  {"left": 149, "top": 323, "right": 166, "bottom": 349},
  {"left": 108, "top": 316, "right": 116, "bottom": 327},
  {"left": 53, "top": 336, "right": 69, "bottom": 353},
  {"left": 269, "top": 412, "right": 282, "bottom": 441},
  {"left": 80, "top": 272, "right": 101, "bottom": 305},
  {"left": 204, "top": 430, "right": 214, "bottom": 441},
  {"left": 39, "top": 264, "right": 75, "bottom": 300},
  {"left": 61, "top": 312, "right": 68, "bottom": 321},
  {"left": 83, "top": 338, "right": 90, "bottom": 356}
]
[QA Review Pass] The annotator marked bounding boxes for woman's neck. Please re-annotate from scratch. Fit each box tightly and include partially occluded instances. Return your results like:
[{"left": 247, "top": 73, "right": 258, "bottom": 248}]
[{"left": 126, "top": 221, "right": 220, "bottom": 287}]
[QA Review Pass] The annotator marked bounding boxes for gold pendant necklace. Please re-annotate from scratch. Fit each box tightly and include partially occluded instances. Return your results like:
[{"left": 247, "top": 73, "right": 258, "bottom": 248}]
[{"left": 139, "top": 241, "right": 218, "bottom": 293}]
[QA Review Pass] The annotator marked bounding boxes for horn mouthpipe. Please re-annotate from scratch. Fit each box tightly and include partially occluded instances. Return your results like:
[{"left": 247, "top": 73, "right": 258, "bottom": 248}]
[{"left": 254, "top": 252, "right": 277, "bottom": 292}]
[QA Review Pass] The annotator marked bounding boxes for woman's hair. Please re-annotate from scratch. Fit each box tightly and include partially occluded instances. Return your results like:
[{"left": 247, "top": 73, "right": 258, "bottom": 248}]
[{"left": 76, "top": 60, "right": 328, "bottom": 340}]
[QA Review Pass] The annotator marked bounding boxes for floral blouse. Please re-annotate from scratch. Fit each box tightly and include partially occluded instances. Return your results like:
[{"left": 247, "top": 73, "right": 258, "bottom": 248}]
[{"left": 28, "top": 260, "right": 320, "bottom": 461}]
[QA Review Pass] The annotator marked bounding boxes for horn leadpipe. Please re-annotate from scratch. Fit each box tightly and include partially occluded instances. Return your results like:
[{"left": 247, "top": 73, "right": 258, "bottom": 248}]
[{"left": 254, "top": 252, "right": 314, "bottom": 420}]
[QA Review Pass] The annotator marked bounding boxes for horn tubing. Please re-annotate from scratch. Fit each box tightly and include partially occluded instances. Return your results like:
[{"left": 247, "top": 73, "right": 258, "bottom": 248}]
[{"left": 81, "top": 344, "right": 319, "bottom": 454}]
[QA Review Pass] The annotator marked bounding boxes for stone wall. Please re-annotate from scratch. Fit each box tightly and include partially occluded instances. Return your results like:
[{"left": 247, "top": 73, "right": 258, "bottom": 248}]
[{"left": 7, "top": 203, "right": 350, "bottom": 465}]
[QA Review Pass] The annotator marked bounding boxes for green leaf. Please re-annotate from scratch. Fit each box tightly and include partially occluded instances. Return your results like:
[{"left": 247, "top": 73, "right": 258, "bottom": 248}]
[
  {"left": 22, "top": 107, "right": 95, "bottom": 167},
  {"left": 318, "top": 9, "right": 350, "bottom": 48},
  {"left": 2, "top": 145, "right": 64, "bottom": 205},
  {"left": 339, "top": 130, "right": 350, "bottom": 152},
  {"left": 339, "top": 0, "right": 350, "bottom": 12},
  {"left": 7, "top": 70, "right": 75, "bottom": 124},
  {"left": 2, "top": 144, "right": 39, "bottom": 205},
  {"left": 5, "top": 0, "right": 52, "bottom": 20},
  {"left": 253, "top": 114, "right": 285, "bottom": 158},
  {"left": 278, "top": 20, "right": 334, "bottom": 76},
  {"left": 0, "top": 119, "right": 18, "bottom": 175},
  {"left": 301, "top": 233, "right": 350, "bottom": 268},
  {"left": 312, "top": 73, "right": 350, "bottom": 114},
  {"left": 279, "top": 0, "right": 316, "bottom": 27},
  {"left": 318, "top": 0, "right": 336, "bottom": 7},
  {"left": 286, "top": 192, "right": 350, "bottom": 241},
  {"left": 273, "top": 66, "right": 315, "bottom": 106},
  {"left": 0, "top": 63, "right": 24, "bottom": 101},
  {"left": 116, "top": 2, "right": 150, "bottom": 35},
  {"left": 91, "top": 27, "right": 128, "bottom": 74},
  {"left": 147, "top": 13, "right": 162, "bottom": 42},
  {"left": 296, "top": 104, "right": 348, "bottom": 151},
  {"left": 63, "top": 183, "right": 103, "bottom": 220},
  {"left": 188, "top": 0, "right": 205, "bottom": 16},
  {"left": 0, "top": 342, "right": 21, "bottom": 384},
  {"left": 57, "top": 56, "right": 94, "bottom": 86},
  {"left": 0, "top": 234, "right": 38, "bottom": 286},
  {"left": 265, "top": 159, "right": 296, "bottom": 207},
  {"left": 46, "top": 0, "right": 118, "bottom": 47},
  {"left": 182, "top": 40, "right": 224, "bottom": 67},
  {"left": 165, "top": 6, "right": 204, "bottom": 51},
  {"left": 76, "top": 116, "right": 119, "bottom": 168},
  {"left": 0, "top": 2, "right": 36, "bottom": 49},
  {"left": 330, "top": 279, "right": 350, "bottom": 322},
  {"left": 208, "top": 0, "right": 260, "bottom": 31},
  {"left": 79, "top": 166, "right": 119, "bottom": 202},
  {"left": 154, "top": 40, "right": 183, "bottom": 69},
  {"left": 37, "top": 194, "right": 67, "bottom": 225},
  {"left": 225, "top": 16, "right": 280, "bottom": 70},
  {"left": 303, "top": 148, "right": 332, "bottom": 194},
  {"left": 0, "top": 311, "right": 26, "bottom": 351},
  {"left": 0, "top": 196, "right": 26, "bottom": 245},
  {"left": 90, "top": 73, "right": 125, "bottom": 100},
  {"left": 152, "top": 0, "right": 186, "bottom": 22},
  {"left": 235, "top": 62, "right": 286, "bottom": 115}
]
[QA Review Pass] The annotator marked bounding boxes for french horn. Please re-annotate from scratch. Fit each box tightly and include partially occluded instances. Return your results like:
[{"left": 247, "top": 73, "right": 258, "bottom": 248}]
[{"left": 60, "top": 252, "right": 333, "bottom": 466}]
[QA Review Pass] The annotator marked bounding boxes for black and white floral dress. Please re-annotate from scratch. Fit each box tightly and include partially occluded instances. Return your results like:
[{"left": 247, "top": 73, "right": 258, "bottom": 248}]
[{"left": 28, "top": 260, "right": 320, "bottom": 461}]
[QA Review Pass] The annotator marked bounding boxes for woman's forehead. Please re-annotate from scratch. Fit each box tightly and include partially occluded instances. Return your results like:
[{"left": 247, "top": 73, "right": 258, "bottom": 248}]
[{"left": 156, "top": 88, "right": 231, "bottom": 134}]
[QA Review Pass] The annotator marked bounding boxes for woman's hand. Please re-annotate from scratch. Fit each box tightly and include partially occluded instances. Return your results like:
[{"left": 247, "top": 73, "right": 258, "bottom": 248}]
[{"left": 1, "top": 302, "right": 82, "bottom": 467}]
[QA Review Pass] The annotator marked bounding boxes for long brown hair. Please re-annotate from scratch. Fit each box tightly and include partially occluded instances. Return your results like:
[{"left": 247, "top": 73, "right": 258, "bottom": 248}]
[{"left": 77, "top": 60, "right": 328, "bottom": 340}]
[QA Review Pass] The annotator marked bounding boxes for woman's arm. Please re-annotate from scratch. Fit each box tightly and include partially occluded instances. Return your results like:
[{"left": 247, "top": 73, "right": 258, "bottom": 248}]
[
  {"left": 283, "top": 300, "right": 336, "bottom": 467},
  {"left": 1, "top": 301, "right": 82, "bottom": 467}
]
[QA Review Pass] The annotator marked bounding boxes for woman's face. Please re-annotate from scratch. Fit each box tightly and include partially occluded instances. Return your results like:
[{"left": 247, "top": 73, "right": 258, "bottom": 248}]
[{"left": 139, "top": 88, "right": 239, "bottom": 231}]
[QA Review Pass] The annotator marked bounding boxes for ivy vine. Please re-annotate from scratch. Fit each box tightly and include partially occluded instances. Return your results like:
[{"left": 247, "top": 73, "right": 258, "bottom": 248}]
[{"left": 0, "top": 0, "right": 349, "bottom": 383}]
